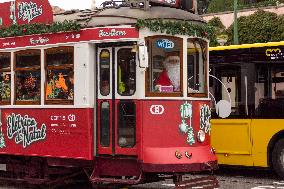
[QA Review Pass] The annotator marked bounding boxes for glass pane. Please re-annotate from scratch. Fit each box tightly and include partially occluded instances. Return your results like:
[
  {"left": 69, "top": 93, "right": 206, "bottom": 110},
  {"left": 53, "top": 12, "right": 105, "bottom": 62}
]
[
  {"left": 100, "top": 101, "right": 110, "bottom": 147},
  {"left": 46, "top": 47, "right": 73, "bottom": 66},
  {"left": 118, "top": 102, "right": 136, "bottom": 148},
  {"left": 0, "top": 72, "right": 11, "bottom": 103},
  {"left": 16, "top": 50, "right": 40, "bottom": 68},
  {"left": 16, "top": 71, "right": 40, "bottom": 102},
  {"left": 187, "top": 39, "right": 207, "bottom": 95},
  {"left": 99, "top": 49, "right": 110, "bottom": 96},
  {"left": 0, "top": 53, "right": 11, "bottom": 70},
  {"left": 148, "top": 37, "right": 182, "bottom": 94},
  {"left": 255, "top": 65, "right": 284, "bottom": 118},
  {"left": 46, "top": 69, "right": 74, "bottom": 101},
  {"left": 117, "top": 48, "right": 136, "bottom": 96}
]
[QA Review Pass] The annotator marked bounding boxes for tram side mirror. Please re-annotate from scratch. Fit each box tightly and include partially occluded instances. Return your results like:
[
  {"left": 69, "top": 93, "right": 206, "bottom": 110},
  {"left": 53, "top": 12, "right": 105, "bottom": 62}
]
[{"left": 138, "top": 44, "right": 149, "bottom": 69}]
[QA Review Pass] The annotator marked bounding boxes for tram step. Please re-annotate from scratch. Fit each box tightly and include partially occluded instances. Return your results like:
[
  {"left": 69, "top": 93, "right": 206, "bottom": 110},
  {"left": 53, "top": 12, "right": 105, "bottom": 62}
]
[
  {"left": 175, "top": 176, "right": 219, "bottom": 189},
  {"left": 90, "top": 173, "right": 143, "bottom": 185}
]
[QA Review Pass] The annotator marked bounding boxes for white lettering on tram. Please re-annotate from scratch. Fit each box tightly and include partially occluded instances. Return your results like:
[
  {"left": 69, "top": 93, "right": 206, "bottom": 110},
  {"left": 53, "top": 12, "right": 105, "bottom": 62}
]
[
  {"left": 99, "top": 29, "right": 126, "bottom": 38},
  {"left": 6, "top": 113, "right": 46, "bottom": 148},
  {"left": 30, "top": 37, "right": 49, "bottom": 45},
  {"left": 150, "top": 105, "right": 165, "bottom": 115},
  {"left": 18, "top": 1, "right": 43, "bottom": 23}
]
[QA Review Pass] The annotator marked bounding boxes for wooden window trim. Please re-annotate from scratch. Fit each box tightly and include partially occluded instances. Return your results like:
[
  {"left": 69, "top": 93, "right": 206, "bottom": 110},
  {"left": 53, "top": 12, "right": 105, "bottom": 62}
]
[
  {"left": 44, "top": 46, "right": 74, "bottom": 105},
  {"left": 145, "top": 35, "right": 183, "bottom": 97},
  {"left": 14, "top": 49, "right": 41, "bottom": 105}
]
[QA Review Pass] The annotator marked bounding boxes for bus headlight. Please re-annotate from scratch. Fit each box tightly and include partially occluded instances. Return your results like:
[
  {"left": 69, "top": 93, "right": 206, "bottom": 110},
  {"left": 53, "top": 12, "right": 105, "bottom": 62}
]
[{"left": 197, "top": 130, "right": 206, "bottom": 143}]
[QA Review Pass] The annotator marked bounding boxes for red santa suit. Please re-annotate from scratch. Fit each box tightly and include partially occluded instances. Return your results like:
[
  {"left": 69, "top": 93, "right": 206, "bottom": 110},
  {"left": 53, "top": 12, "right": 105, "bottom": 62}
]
[
  {"left": 155, "top": 70, "right": 172, "bottom": 86},
  {"left": 155, "top": 55, "right": 180, "bottom": 91}
]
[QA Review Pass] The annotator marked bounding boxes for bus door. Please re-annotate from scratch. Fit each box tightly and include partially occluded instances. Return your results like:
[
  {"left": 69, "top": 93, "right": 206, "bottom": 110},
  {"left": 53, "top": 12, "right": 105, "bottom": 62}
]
[
  {"left": 97, "top": 46, "right": 138, "bottom": 156},
  {"left": 210, "top": 63, "right": 253, "bottom": 165}
]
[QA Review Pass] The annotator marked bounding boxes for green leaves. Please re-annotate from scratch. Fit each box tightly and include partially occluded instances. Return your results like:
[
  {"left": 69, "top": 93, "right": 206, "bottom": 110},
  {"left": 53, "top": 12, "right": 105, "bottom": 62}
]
[
  {"left": 136, "top": 19, "right": 214, "bottom": 39},
  {"left": 0, "top": 20, "right": 81, "bottom": 38},
  {"left": 226, "top": 9, "right": 282, "bottom": 45}
]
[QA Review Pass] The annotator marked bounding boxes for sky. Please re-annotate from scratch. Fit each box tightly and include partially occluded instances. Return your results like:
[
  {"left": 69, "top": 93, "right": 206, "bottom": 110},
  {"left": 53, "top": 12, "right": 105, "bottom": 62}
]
[{"left": 0, "top": 0, "right": 105, "bottom": 10}]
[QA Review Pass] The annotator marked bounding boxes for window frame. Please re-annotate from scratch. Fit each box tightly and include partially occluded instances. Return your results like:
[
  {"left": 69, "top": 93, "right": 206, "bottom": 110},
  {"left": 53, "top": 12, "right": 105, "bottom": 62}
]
[
  {"left": 14, "top": 49, "right": 41, "bottom": 105},
  {"left": 187, "top": 38, "right": 208, "bottom": 98},
  {"left": 44, "top": 46, "right": 74, "bottom": 105},
  {"left": 0, "top": 52, "right": 11, "bottom": 105},
  {"left": 145, "top": 35, "right": 183, "bottom": 97}
]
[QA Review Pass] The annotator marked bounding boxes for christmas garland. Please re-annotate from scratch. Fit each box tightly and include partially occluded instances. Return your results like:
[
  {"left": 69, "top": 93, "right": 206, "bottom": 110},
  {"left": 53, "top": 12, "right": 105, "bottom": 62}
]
[
  {"left": 135, "top": 19, "right": 215, "bottom": 39},
  {"left": 0, "top": 20, "right": 81, "bottom": 38}
]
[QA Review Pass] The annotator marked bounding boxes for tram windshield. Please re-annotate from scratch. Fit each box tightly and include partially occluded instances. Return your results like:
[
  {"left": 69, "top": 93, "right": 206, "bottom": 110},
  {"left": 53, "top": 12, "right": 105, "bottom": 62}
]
[
  {"left": 146, "top": 36, "right": 183, "bottom": 96},
  {"left": 187, "top": 39, "right": 207, "bottom": 97}
]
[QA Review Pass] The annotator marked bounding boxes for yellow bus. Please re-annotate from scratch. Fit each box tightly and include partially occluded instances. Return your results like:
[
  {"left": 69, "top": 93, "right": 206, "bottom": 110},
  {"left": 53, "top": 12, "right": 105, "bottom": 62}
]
[{"left": 209, "top": 41, "right": 284, "bottom": 178}]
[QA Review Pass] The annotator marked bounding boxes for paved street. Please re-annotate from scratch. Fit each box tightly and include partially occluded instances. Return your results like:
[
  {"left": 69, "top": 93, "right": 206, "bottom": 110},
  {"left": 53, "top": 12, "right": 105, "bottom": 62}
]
[{"left": 0, "top": 166, "right": 283, "bottom": 189}]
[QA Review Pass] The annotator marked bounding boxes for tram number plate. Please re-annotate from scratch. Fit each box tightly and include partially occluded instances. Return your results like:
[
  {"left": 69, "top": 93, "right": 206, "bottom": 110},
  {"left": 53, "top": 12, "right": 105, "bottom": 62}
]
[{"left": 0, "top": 164, "right": 7, "bottom": 171}]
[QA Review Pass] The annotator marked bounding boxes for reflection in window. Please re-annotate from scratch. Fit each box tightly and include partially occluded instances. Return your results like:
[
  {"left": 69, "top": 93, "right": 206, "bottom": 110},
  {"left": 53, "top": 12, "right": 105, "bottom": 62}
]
[
  {"left": 255, "top": 65, "right": 284, "bottom": 118},
  {"left": 146, "top": 36, "right": 182, "bottom": 96},
  {"left": 187, "top": 39, "right": 207, "bottom": 96},
  {"left": 45, "top": 47, "right": 74, "bottom": 104},
  {"left": 100, "top": 101, "right": 110, "bottom": 147},
  {"left": 99, "top": 49, "right": 110, "bottom": 96},
  {"left": 117, "top": 48, "right": 136, "bottom": 96},
  {"left": 15, "top": 50, "right": 41, "bottom": 104},
  {"left": 0, "top": 53, "right": 11, "bottom": 104},
  {"left": 118, "top": 102, "right": 136, "bottom": 148}
]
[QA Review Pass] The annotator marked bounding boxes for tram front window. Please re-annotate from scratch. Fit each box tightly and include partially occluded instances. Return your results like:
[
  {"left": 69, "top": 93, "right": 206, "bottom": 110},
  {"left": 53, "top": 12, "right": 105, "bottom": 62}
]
[
  {"left": 187, "top": 39, "right": 207, "bottom": 97},
  {"left": 146, "top": 36, "right": 183, "bottom": 96}
]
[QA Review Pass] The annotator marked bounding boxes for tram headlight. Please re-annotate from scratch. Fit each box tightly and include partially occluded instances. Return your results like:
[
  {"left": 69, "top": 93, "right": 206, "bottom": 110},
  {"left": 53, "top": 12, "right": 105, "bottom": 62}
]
[{"left": 197, "top": 130, "right": 206, "bottom": 143}]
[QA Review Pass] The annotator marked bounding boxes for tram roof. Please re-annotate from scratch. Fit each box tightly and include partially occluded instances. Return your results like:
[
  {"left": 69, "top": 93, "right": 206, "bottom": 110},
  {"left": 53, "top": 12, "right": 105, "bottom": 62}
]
[
  {"left": 209, "top": 41, "right": 284, "bottom": 51},
  {"left": 54, "top": 6, "right": 205, "bottom": 27}
]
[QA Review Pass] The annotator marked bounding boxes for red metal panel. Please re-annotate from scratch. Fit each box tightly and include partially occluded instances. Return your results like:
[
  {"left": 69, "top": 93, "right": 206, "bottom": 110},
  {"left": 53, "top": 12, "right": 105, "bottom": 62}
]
[
  {"left": 0, "top": 28, "right": 139, "bottom": 50},
  {"left": 0, "top": 108, "right": 94, "bottom": 160},
  {"left": 141, "top": 100, "right": 216, "bottom": 165}
]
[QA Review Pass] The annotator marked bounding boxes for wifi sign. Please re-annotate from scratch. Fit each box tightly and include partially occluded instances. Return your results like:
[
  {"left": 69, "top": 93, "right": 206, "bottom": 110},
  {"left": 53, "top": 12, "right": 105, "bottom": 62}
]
[{"left": 156, "top": 39, "right": 174, "bottom": 49}]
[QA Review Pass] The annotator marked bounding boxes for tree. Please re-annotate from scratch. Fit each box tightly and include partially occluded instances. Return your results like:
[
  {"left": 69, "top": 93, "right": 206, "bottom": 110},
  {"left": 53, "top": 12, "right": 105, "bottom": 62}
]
[{"left": 226, "top": 9, "right": 280, "bottom": 44}]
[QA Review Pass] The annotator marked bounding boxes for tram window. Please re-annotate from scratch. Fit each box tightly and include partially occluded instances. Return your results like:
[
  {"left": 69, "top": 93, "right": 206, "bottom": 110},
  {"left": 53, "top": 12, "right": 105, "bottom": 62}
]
[
  {"left": 99, "top": 49, "right": 110, "bottom": 96},
  {"left": 117, "top": 48, "right": 136, "bottom": 96},
  {"left": 0, "top": 52, "right": 11, "bottom": 105},
  {"left": 100, "top": 101, "right": 110, "bottom": 147},
  {"left": 118, "top": 101, "right": 136, "bottom": 148},
  {"left": 45, "top": 47, "right": 74, "bottom": 104},
  {"left": 187, "top": 39, "right": 207, "bottom": 97},
  {"left": 145, "top": 36, "right": 183, "bottom": 96},
  {"left": 15, "top": 50, "right": 41, "bottom": 105}
]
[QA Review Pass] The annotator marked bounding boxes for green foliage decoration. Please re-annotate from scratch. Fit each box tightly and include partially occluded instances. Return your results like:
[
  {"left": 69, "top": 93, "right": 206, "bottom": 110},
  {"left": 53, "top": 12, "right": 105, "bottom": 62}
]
[
  {"left": 0, "top": 20, "right": 81, "bottom": 38},
  {"left": 225, "top": 9, "right": 283, "bottom": 45},
  {"left": 136, "top": 19, "right": 215, "bottom": 39}
]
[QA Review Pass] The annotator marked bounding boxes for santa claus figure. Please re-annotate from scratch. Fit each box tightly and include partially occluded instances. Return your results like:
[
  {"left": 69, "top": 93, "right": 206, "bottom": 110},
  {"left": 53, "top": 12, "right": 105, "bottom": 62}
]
[{"left": 155, "top": 53, "right": 180, "bottom": 92}]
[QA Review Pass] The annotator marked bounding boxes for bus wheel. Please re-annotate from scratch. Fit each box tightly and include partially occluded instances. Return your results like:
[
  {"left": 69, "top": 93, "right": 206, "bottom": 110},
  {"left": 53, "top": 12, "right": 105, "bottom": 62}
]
[{"left": 272, "top": 139, "right": 284, "bottom": 179}]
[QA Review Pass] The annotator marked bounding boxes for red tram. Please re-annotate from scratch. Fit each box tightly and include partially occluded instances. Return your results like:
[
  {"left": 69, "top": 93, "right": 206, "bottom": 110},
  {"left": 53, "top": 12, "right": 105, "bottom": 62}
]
[{"left": 0, "top": 0, "right": 217, "bottom": 186}]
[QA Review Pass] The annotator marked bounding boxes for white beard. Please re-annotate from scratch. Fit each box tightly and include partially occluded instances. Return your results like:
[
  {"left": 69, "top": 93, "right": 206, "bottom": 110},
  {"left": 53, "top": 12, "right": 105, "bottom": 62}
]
[{"left": 164, "top": 63, "right": 180, "bottom": 91}]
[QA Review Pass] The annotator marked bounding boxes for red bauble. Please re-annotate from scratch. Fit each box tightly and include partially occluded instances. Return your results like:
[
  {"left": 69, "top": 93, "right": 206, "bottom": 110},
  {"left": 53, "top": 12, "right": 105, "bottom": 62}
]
[{"left": 23, "top": 28, "right": 27, "bottom": 33}]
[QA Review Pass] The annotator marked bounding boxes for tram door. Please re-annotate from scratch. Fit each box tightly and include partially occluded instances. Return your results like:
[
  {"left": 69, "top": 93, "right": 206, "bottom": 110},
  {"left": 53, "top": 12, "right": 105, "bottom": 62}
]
[{"left": 97, "top": 46, "right": 138, "bottom": 156}]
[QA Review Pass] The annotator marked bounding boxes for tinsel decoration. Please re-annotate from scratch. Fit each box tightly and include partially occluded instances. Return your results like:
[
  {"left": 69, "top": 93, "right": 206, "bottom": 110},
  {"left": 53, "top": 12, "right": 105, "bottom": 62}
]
[
  {"left": 0, "top": 20, "right": 81, "bottom": 38},
  {"left": 136, "top": 19, "right": 214, "bottom": 39}
]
